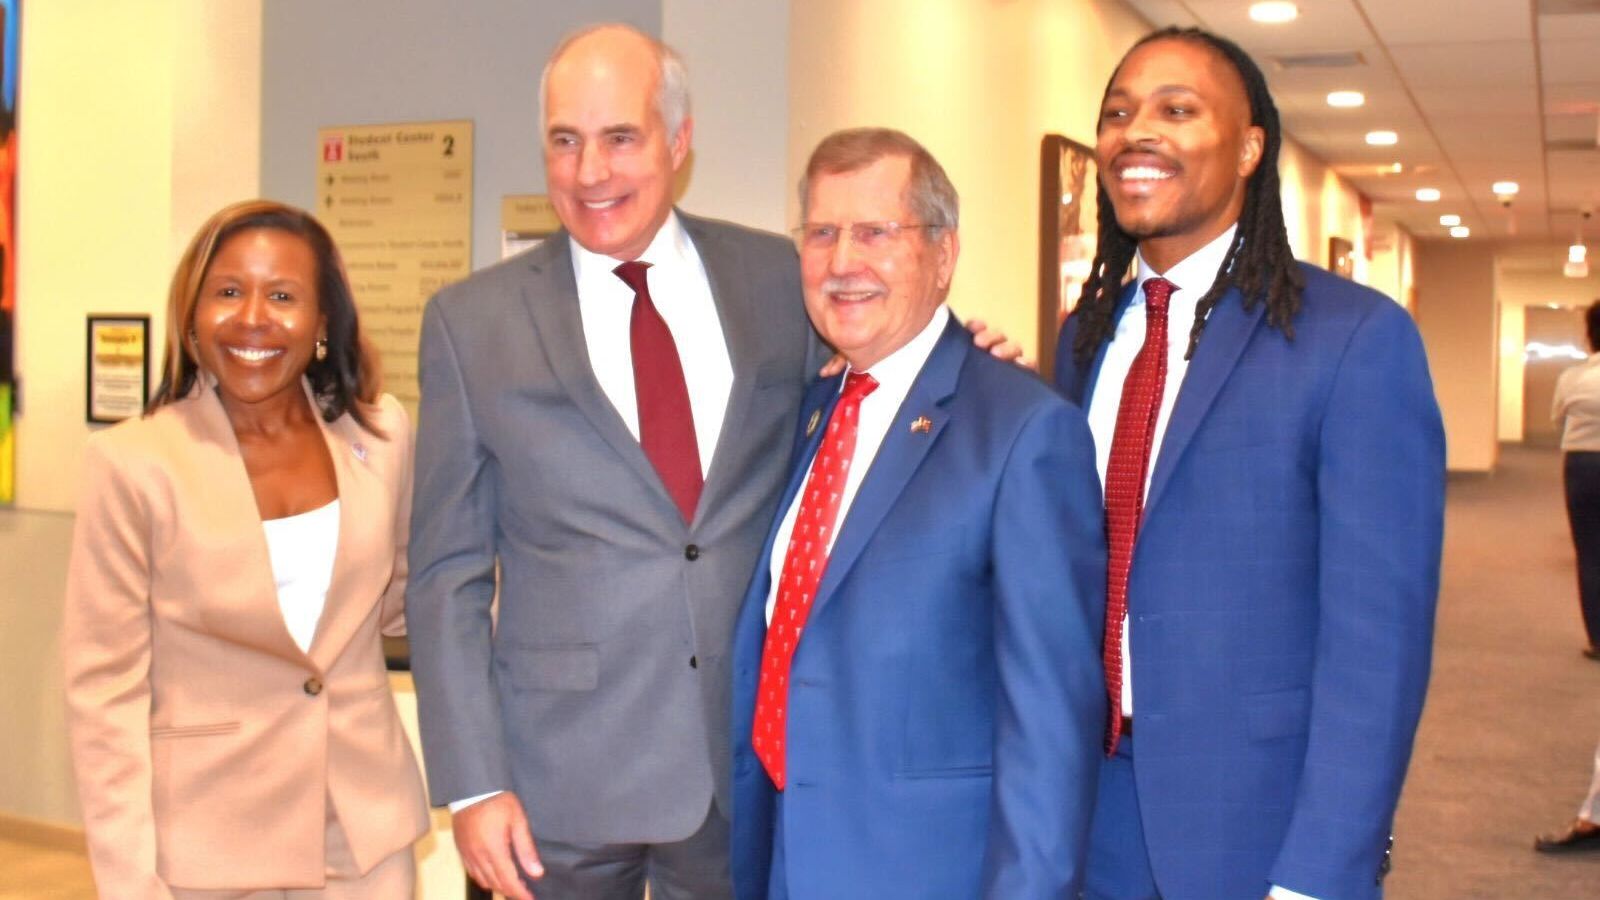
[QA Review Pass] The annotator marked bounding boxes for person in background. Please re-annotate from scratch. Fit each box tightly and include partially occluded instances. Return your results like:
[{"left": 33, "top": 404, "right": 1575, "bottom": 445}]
[
  {"left": 1056, "top": 27, "right": 1445, "bottom": 900},
  {"left": 1550, "top": 297, "right": 1600, "bottom": 661},
  {"left": 1533, "top": 739, "right": 1600, "bottom": 853},
  {"left": 63, "top": 200, "right": 427, "bottom": 898},
  {"left": 728, "top": 128, "right": 1105, "bottom": 899}
]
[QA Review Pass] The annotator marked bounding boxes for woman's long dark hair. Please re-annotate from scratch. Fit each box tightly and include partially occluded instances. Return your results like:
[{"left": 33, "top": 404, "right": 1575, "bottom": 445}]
[
  {"left": 1074, "top": 27, "right": 1305, "bottom": 366},
  {"left": 149, "top": 200, "right": 383, "bottom": 433}
]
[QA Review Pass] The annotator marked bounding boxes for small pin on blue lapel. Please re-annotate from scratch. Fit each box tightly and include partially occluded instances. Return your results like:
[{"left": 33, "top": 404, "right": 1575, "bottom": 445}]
[
  {"left": 910, "top": 416, "right": 932, "bottom": 434},
  {"left": 806, "top": 409, "right": 822, "bottom": 437}
]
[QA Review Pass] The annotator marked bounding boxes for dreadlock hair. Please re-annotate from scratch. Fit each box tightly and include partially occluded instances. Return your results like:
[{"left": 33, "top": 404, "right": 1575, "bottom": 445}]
[{"left": 1073, "top": 26, "right": 1304, "bottom": 367}]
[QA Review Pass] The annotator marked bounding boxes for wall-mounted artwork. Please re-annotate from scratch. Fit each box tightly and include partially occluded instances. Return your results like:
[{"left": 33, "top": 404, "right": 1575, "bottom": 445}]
[
  {"left": 1038, "top": 134, "right": 1098, "bottom": 380},
  {"left": 0, "top": 0, "right": 20, "bottom": 504}
]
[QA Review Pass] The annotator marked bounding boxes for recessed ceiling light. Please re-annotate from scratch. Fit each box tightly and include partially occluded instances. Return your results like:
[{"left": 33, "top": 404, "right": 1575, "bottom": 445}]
[
  {"left": 1440, "top": 214, "right": 1461, "bottom": 227},
  {"left": 1415, "top": 188, "right": 1441, "bottom": 202},
  {"left": 1249, "top": 2, "right": 1299, "bottom": 23},
  {"left": 1389, "top": 162, "right": 1404, "bottom": 173},
  {"left": 1326, "top": 91, "right": 1365, "bottom": 108},
  {"left": 1450, "top": 225, "right": 1471, "bottom": 239},
  {"left": 1366, "top": 130, "right": 1399, "bottom": 146},
  {"left": 1492, "top": 181, "right": 1519, "bottom": 196}
]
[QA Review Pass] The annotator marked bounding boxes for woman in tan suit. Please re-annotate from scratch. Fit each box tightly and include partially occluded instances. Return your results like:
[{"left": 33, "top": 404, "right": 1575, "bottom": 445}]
[{"left": 63, "top": 200, "right": 428, "bottom": 898}]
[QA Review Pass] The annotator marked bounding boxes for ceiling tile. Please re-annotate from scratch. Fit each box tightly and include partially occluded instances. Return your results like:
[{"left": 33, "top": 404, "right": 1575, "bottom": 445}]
[
  {"left": 1548, "top": 112, "right": 1600, "bottom": 143},
  {"left": 1388, "top": 40, "right": 1537, "bottom": 88},
  {"left": 1540, "top": 38, "right": 1600, "bottom": 85},
  {"left": 1123, "top": 0, "right": 1202, "bottom": 30},
  {"left": 1361, "top": 0, "right": 1533, "bottom": 44},
  {"left": 1181, "top": 0, "right": 1372, "bottom": 54},
  {"left": 1538, "top": 11, "right": 1600, "bottom": 41},
  {"left": 1412, "top": 85, "right": 1541, "bottom": 116}
]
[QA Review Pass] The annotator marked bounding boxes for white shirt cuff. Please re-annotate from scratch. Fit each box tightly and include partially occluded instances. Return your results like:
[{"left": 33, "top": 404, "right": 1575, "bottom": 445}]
[
  {"left": 1270, "top": 885, "right": 1319, "bottom": 900},
  {"left": 447, "top": 790, "right": 503, "bottom": 814}
]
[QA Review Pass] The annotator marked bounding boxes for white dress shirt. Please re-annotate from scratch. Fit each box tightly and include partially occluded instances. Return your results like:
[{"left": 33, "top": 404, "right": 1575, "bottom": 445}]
[
  {"left": 765, "top": 307, "right": 951, "bottom": 623},
  {"left": 261, "top": 500, "right": 341, "bottom": 653},
  {"left": 1086, "top": 224, "right": 1235, "bottom": 718},
  {"left": 1085, "top": 226, "right": 1318, "bottom": 900},
  {"left": 570, "top": 211, "right": 734, "bottom": 477},
  {"left": 1553, "top": 353, "right": 1600, "bottom": 452}
]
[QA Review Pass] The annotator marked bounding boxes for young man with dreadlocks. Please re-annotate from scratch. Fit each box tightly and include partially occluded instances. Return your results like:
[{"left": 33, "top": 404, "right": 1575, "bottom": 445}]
[{"left": 1054, "top": 28, "right": 1446, "bottom": 900}]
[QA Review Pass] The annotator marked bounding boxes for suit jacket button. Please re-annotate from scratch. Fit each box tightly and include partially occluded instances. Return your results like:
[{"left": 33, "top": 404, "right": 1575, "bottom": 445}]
[
  {"left": 689, "top": 655, "right": 699, "bottom": 669},
  {"left": 684, "top": 544, "right": 700, "bottom": 561},
  {"left": 303, "top": 677, "right": 324, "bottom": 697}
]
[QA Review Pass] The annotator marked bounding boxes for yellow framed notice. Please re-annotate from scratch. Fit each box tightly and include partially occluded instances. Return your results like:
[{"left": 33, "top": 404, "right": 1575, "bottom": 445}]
[{"left": 86, "top": 315, "right": 150, "bottom": 424}]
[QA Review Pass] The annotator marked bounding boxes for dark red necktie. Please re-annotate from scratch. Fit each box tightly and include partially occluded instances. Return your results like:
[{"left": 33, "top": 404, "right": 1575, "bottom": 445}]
[
  {"left": 752, "top": 371, "right": 879, "bottom": 789},
  {"left": 614, "top": 261, "right": 703, "bottom": 523},
  {"left": 1103, "top": 276, "right": 1174, "bottom": 755}
]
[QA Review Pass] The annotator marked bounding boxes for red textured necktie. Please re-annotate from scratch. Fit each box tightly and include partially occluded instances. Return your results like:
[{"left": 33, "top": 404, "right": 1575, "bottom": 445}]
[
  {"left": 752, "top": 371, "right": 879, "bottom": 789},
  {"left": 1103, "top": 276, "right": 1174, "bottom": 755},
  {"left": 615, "top": 261, "right": 703, "bottom": 523}
]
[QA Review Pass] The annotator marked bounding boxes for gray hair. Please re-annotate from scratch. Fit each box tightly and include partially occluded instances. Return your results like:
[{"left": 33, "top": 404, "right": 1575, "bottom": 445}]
[
  {"left": 799, "top": 127, "right": 959, "bottom": 231},
  {"left": 539, "top": 23, "right": 691, "bottom": 140}
]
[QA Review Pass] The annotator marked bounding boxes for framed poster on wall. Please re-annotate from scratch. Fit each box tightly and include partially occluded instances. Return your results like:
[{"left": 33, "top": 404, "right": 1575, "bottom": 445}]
[
  {"left": 1038, "top": 134, "right": 1100, "bottom": 381},
  {"left": 86, "top": 315, "right": 150, "bottom": 424}
]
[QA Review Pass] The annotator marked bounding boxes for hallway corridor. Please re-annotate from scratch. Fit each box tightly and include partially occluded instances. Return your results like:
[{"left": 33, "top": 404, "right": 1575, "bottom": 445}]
[{"left": 1388, "top": 445, "right": 1600, "bottom": 896}]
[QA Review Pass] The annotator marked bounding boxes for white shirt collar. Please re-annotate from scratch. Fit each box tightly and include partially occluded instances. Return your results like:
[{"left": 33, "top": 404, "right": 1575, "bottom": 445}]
[
  {"left": 569, "top": 210, "right": 693, "bottom": 286},
  {"left": 1133, "top": 223, "right": 1238, "bottom": 307},
  {"left": 845, "top": 305, "right": 952, "bottom": 397}
]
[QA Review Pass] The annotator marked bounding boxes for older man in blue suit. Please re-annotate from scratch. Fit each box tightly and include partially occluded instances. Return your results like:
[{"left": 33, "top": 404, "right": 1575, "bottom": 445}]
[
  {"left": 729, "top": 128, "right": 1107, "bottom": 899},
  {"left": 1056, "top": 28, "right": 1445, "bottom": 900}
]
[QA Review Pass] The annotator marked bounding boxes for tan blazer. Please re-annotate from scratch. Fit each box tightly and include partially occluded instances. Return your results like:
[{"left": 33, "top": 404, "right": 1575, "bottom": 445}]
[{"left": 63, "top": 382, "right": 429, "bottom": 897}]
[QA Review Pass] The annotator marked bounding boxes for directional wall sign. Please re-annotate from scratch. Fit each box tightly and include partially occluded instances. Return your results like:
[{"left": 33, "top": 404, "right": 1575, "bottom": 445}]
[{"left": 315, "top": 120, "right": 473, "bottom": 417}]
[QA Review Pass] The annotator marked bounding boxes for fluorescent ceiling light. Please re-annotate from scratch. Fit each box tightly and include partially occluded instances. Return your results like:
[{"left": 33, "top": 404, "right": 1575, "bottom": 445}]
[
  {"left": 1450, "top": 225, "right": 1471, "bottom": 238},
  {"left": 1572, "top": 244, "right": 1589, "bottom": 264},
  {"left": 1366, "top": 130, "right": 1398, "bottom": 146},
  {"left": 1415, "top": 188, "right": 1441, "bottom": 202},
  {"left": 1326, "top": 91, "right": 1365, "bottom": 108},
  {"left": 1249, "top": 2, "right": 1299, "bottom": 23},
  {"left": 1492, "top": 181, "right": 1519, "bottom": 196},
  {"left": 1439, "top": 214, "right": 1461, "bottom": 227}
]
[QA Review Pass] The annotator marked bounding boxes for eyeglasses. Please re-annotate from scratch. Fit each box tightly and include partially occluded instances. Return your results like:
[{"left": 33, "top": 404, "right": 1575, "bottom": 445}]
[{"left": 791, "top": 221, "right": 942, "bottom": 251}]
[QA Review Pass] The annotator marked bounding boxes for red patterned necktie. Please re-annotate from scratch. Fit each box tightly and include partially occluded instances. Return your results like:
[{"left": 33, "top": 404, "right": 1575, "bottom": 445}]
[
  {"left": 752, "top": 371, "right": 879, "bottom": 789},
  {"left": 614, "top": 261, "right": 703, "bottom": 523},
  {"left": 1103, "top": 276, "right": 1175, "bottom": 755}
]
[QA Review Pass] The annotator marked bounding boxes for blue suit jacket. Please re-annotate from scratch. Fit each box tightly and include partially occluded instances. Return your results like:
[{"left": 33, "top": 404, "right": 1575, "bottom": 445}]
[
  {"left": 730, "top": 319, "right": 1108, "bottom": 899},
  {"left": 1056, "top": 263, "right": 1445, "bottom": 899}
]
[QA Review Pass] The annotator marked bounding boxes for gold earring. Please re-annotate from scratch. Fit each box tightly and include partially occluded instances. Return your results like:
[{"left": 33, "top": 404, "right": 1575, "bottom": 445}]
[{"left": 314, "top": 338, "right": 328, "bottom": 362}]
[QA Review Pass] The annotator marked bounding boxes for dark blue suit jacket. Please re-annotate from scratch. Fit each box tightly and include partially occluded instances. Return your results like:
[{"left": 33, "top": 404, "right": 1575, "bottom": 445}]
[
  {"left": 730, "top": 319, "right": 1107, "bottom": 899},
  {"left": 1056, "top": 263, "right": 1445, "bottom": 899}
]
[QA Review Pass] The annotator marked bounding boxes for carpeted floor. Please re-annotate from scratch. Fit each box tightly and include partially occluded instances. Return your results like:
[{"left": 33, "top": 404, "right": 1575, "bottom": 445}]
[{"left": 1386, "top": 444, "right": 1600, "bottom": 897}]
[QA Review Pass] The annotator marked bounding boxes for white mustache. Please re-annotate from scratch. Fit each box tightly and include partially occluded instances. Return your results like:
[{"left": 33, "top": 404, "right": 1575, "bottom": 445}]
[{"left": 821, "top": 277, "right": 884, "bottom": 295}]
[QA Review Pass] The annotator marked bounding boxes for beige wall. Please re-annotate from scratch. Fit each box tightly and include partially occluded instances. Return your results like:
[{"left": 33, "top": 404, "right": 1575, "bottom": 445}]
[
  {"left": 14, "top": 0, "right": 260, "bottom": 514},
  {"left": 787, "top": 0, "right": 1153, "bottom": 358},
  {"left": 1279, "top": 138, "right": 1370, "bottom": 283},
  {"left": 664, "top": 0, "right": 791, "bottom": 233},
  {"left": 1415, "top": 240, "right": 1500, "bottom": 471},
  {"left": 1494, "top": 257, "right": 1600, "bottom": 443},
  {"left": 1366, "top": 216, "right": 1416, "bottom": 310}
]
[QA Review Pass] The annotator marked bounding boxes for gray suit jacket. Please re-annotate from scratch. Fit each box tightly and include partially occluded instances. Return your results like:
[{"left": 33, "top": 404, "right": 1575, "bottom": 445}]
[{"left": 406, "top": 212, "right": 824, "bottom": 843}]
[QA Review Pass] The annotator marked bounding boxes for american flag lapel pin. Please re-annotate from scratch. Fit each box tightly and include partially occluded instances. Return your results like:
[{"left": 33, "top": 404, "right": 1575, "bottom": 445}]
[
  {"left": 910, "top": 416, "right": 932, "bottom": 434},
  {"left": 806, "top": 409, "right": 822, "bottom": 437}
]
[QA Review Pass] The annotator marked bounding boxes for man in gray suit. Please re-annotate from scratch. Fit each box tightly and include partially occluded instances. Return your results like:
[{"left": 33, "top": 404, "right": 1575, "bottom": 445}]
[{"left": 407, "top": 23, "right": 825, "bottom": 900}]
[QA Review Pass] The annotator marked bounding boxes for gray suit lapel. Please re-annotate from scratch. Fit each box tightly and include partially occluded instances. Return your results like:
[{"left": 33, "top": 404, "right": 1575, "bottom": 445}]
[
  {"left": 518, "top": 234, "right": 670, "bottom": 510},
  {"left": 682, "top": 213, "right": 766, "bottom": 524}
]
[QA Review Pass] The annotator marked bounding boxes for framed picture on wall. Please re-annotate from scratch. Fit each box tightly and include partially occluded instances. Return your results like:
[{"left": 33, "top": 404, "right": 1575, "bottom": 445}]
[
  {"left": 86, "top": 314, "right": 149, "bottom": 424},
  {"left": 1038, "top": 134, "right": 1099, "bottom": 380},
  {"left": 1328, "top": 236, "right": 1355, "bottom": 280}
]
